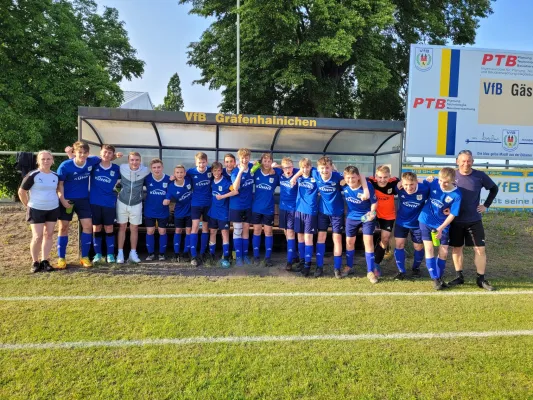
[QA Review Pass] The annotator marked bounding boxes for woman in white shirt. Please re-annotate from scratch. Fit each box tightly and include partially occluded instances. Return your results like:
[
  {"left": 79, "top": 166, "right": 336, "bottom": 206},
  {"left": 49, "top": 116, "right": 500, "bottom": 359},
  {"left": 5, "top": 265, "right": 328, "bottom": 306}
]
[{"left": 18, "top": 150, "right": 60, "bottom": 273}]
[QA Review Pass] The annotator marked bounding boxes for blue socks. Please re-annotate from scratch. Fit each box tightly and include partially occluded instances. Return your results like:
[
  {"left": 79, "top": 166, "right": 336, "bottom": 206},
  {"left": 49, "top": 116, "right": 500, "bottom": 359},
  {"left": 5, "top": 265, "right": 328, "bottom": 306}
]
[
  {"left": 394, "top": 248, "right": 406, "bottom": 273},
  {"left": 105, "top": 233, "right": 115, "bottom": 255},
  {"left": 298, "top": 242, "right": 305, "bottom": 261},
  {"left": 57, "top": 236, "right": 68, "bottom": 258},
  {"left": 333, "top": 255, "right": 342, "bottom": 271},
  {"left": 287, "top": 239, "right": 295, "bottom": 262},
  {"left": 200, "top": 232, "right": 208, "bottom": 255},
  {"left": 146, "top": 233, "right": 155, "bottom": 254},
  {"left": 265, "top": 236, "right": 273, "bottom": 259},
  {"left": 174, "top": 233, "right": 182, "bottom": 254},
  {"left": 437, "top": 258, "right": 446, "bottom": 279},
  {"left": 209, "top": 242, "right": 216, "bottom": 255},
  {"left": 81, "top": 232, "right": 92, "bottom": 258},
  {"left": 365, "top": 252, "right": 375, "bottom": 273},
  {"left": 305, "top": 245, "right": 313, "bottom": 265},
  {"left": 242, "top": 238, "right": 249, "bottom": 257},
  {"left": 222, "top": 243, "right": 230, "bottom": 258},
  {"left": 159, "top": 234, "right": 167, "bottom": 255},
  {"left": 93, "top": 231, "right": 102, "bottom": 255},
  {"left": 189, "top": 233, "right": 198, "bottom": 257},
  {"left": 346, "top": 250, "right": 355, "bottom": 269},
  {"left": 234, "top": 238, "right": 243, "bottom": 259},
  {"left": 253, "top": 235, "right": 261, "bottom": 258},
  {"left": 426, "top": 257, "right": 438, "bottom": 279},
  {"left": 184, "top": 234, "right": 190, "bottom": 255},
  {"left": 413, "top": 249, "right": 424, "bottom": 270},
  {"left": 316, "top": 243, "right": 325, "bottom": 267}
]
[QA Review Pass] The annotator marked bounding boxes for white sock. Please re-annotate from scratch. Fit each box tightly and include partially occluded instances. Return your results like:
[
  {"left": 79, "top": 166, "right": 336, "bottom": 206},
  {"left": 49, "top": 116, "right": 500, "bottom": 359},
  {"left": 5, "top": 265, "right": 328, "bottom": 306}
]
[{"left": 118, "top": 249, "right": 124, "bottom": 256}]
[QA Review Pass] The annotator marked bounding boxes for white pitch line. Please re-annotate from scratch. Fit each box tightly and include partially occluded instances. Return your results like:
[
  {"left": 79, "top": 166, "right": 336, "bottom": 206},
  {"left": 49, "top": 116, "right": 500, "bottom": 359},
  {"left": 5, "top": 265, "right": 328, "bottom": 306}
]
[
  {"left": 2, "top": 330, "right": 533, "bottom": 351},
  {"left": 1, "top": 290, "right": 533, "bottom": 302}
]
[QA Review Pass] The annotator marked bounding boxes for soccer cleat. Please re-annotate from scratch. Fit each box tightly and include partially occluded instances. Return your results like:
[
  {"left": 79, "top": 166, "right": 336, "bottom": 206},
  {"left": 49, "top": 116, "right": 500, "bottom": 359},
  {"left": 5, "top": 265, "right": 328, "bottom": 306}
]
[
  {"left": 253, "top": 257, "right": 261, "bottom": 266},
  {"left": 158, "top": 254, "right": 166, "bottom": 261},
  {"left": 116, "top": 253, "right": 125, "bottom": 264},
  {"left": 373, "top": 264, "right": 382, "bottom": 278},
  {"left": 106, "top": 254, "right": 116, "bottom": 263},
  {"left": 334, "top": 269, "right": 342, "bottom": 279},
  {"left": 92, "top": 253, "right": 103, "bottom": 264},
  {"left": 172, "top": 253, "right": 182, "bottom": 262},
  {"left": 182, "top": 253, "right": 191, "bottom": 263},
  {"left": 41, "top": 260, "right": 54, "bottom": 272},
  {"left": 128, "top": 251, "right": 141, "bottom": 264},
  {"left": 145, "top": 253, "right": 156, "bottom": 261},
  {"left": 31, "top": 261, "right": 41, "bottom": 273},
  {"left": 235, "top": 257, "right": 244, "bottom": 267},
  {"left": 477, "top": 278, "right": 495, "bottom": 291},
  {"left": 56, "top": 258, "right": 67, "bottom": 270},
  {"left": 341, "top": 266, "right": 353, "bottom": 278},
  {"left": 264, "top": 258, "right": 274, "bottom": 268},
  {"left": 80, "top": 257, "right": 93, "bottom": 268},
  {"left": 411, "top": 268, "right": 421, "bottom": 278},
  {"left": 434, "top": 279, "right": 444, "bottom": 291},
  {"left": 285, "top": 261, "right": 293, "bottom": 271},
  {"left": 300, "top": 267, "right": 311, "bottom": 277},
  {"left": 220, "top": 259, "right": 231, "bottom": 269},
  {"left": 393, "top": 272, "right": 405, "bottom": 281},
  {"left": 243, "top": 256, "right": 252, "bottom": 265},
  {"left": 314, "top": 268, "right": 324, "bottom": 278},
  {"left": 367, "top": 271, "right": 378, "bottom": 284},
  {"left": 191, "top": 257, "right": 199, "bottom": 267},
  {"left": 448, "top": 276, "right": 465, "bottom": 286}
]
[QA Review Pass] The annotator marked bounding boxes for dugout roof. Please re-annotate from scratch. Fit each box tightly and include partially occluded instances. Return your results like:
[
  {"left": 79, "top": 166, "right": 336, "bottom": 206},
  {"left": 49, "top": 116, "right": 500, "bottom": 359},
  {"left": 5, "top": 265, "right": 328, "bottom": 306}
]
[{"left": 78, "top": 107, "right": 405, "bottom": 176}]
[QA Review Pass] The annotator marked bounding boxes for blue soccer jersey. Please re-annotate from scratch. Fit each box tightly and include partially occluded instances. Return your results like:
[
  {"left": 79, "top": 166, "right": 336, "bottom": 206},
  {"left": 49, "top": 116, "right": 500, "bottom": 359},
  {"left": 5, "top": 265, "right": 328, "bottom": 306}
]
[
  {"left": 89, "top": 163, "right": 120, "bottom": 208},
  {"left": 396, "top": 182, "right": 430, "bottom": 229},
  {"left": 229, "top": 163, "right": 255, "bottom": 210},
  {"left": 418, "top": 180, "right": 462, "bottom": 230},
  {"left": 278, "top": 168, "right": 299, "bottom": 212},
  {"left": 295, "top": 174, "right": 319, "bottom": 216},
  {"left": 166, "top": 177, "right": 193, "bottom": 219},
  {"left": 252, "top": 170, "right": 280, "bottom": 215},
  {"left": 222, "top": 168, "right": 235, "bottom": 180},
  {"left": 187, "top": 167, "right": 212, "bottom": 207},
  {"left": 57, "top": 156, "right": 101, "bottom": 199},
  {"left": 208, "top": 177, "right": 233, "bottom": 221},
  {"left": 313, "top": 170, "right": 345, "bottom": 216},
  {"left": 343, "top": 184, "right": 377, "bottom": 220},
  {"left": 144, "top": 174, "right": 171, "bottom": 219}
]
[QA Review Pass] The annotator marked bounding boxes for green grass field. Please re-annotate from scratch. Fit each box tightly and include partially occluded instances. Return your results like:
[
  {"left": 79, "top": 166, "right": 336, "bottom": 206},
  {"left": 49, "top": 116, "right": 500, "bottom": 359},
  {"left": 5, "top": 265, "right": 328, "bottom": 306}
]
[{"left": 1, "top": 210, "right": 533, "bottom": 399}]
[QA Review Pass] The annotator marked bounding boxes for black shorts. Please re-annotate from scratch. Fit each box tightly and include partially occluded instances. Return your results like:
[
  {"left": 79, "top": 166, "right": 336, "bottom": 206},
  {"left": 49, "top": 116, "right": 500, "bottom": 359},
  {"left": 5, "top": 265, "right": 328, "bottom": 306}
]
[
  {"left": 27, "top": 207, "right": 60, "bottom": 224},
  {"left": 377, "top": 218, "right": 395, "bottom": 232},
  {"left": 91, "top": 204, "right": 116, "bottom": 226},
  {"left": 449, "top": 220, "right": 485, "bottom": 247}
]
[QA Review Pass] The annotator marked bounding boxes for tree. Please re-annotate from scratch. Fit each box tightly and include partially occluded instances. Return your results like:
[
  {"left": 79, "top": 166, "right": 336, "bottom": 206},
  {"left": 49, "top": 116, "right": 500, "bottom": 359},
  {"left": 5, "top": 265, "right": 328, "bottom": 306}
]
[
  {"left": 0, "top": 0, "right": 144, "bottom": 196},
  {"left": 155, "top": 73, "right": 185, "bottom": 111},
  {"left": 180, "top": 0, "right": 493, "bottom": 119}
]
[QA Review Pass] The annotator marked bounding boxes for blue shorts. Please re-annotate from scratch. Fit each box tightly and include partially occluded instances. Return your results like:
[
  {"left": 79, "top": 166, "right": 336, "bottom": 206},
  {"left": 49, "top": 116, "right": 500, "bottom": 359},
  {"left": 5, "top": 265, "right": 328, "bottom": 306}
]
[
  {"left": 294, "top": 211, "right": 317, "bottom": 234},
  {"left": 394, "top": 224, "right": 423, "bottom": 244},
  {"left": 229, "top": 208, "right": 252, "bottom": 223},
  {"left": 279, "top": 209, "right": 295, "bottom": 230},
  {"left": 209, "top": 217, "right": 230, "bottom": 230},
  {"left": 346, "top": 218, "right": 376, "bottom": 237},
  {"left": 318, "top": 213, "right": 345, "bottom": 234},
  {"left": 144, "top": 216, "right": 169, "bottom": 229},
  {"left": 59, "top": 198, "right": 92, "bottom": 221},
  {"left": 419, "top": 222, "right": 449, "bottom": 245},
  {"left": 90, "top": 204, "right": 116, "bottom": 226},
  {"left": 174, "top": 216, "right": 192, "bottom": 229},
  {"left": 251, "top": 212, "right": 274, "bottom": 227},
  {"left": 191, "top": 205, "right": 210, "bottom": 221}
]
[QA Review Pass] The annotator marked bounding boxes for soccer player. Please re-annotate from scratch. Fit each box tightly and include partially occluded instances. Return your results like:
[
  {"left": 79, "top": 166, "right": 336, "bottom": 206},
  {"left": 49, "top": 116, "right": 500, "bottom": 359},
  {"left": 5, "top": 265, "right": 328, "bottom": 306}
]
[
  {"left": 448, "top": 150, "right": 498, "bottom": 291},
  {"left": 18, "top": 150, "right": 59, "bottom": 273},
  {"left": 144, "top": 158, "right": 171, "bottom": 261},
  {"left": 418, "top": 167, "right": 462, "bottom": 290},
  {"left": 116, "top": 152, "right": 150, "bottom": 264},
  {"left": 342, "top": 166, "right": 378, "bottom": 283},
  {"left": 163, "top": 165, "right": 193, "bottom": 262},
  {"left": 223, "top": 153, "right": 236, "bottom": 179},
  {"left": 208, "top": 161, "right": 238, "bottom": 267},
  {"left": 250, "top": 153, "right": 280, "bottom": 267},
  {"left": 187, "top": 152, "right": 212, "bottom": 266},
  {"left": 230, "top": 148, "right": 255, "bottom": 266},
  {"left": 277, "top": 157, "right": 300, "bottom": 271},
  {"left": 290, "top": 158, "right": 319, "bottom": 277},
  {"left": 393, "top": 172, "right": 430, "bottom": 280},
  {"left": 367, "top": 165, "right": 400, "bottom": 275},
  {"left": 89, "top": 145, "right": 121, "bottom": 264},
  {"left": 57, "top": 141, "right": 101, "bottom": 268}
]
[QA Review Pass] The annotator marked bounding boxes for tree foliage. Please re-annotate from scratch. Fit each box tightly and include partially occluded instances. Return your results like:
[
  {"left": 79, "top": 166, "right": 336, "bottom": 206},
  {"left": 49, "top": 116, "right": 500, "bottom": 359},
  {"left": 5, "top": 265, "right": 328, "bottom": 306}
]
[
  {"left": 0, "top": 0, "right": 144, "bottom": 196},
  {"left": 180, "top": 0, "right": 493, "bottom": 119},
  {"left": 155, "top": 73, "right": 185, "bottom": 111}
]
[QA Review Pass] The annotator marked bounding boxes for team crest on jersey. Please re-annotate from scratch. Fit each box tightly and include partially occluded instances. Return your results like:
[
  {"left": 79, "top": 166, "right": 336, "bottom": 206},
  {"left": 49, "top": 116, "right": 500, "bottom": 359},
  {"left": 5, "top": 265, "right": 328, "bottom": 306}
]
[
  {"left": 163, "top": 182, "right": 168, "bottom": 188},
  {"left": 310, "top": 178, "right": 316, "bottom": 183},
  {"left": 445, "top": 196, "right": 453, "bottom": 203},
  {"left": 416, "top": 194, "right": 423, "bottom": 200},
  {"left": 269, "top": 178, "right": 274, "bottom": 183},
  {"left": 208, "top": 172, "right": 212, "bottom": 178},
  {"left": 88, "top": 166, "right": 92, "bottom": 171},
  {"left": 187, "top": 184, "right": 191, "bottom": 190},
  {"left": 218, "top": 186, "right": 222, "bottom": 191},
  {"left": 357, "top": 192, "right": 363, "bottom": 199},
  {"left": 110, "top": 171, "right": 115, "bottom": 176},
  {"left": 387, "top": 188, "right": 392, "bottom": 194},
  {"left": 332, "top": 182, "right": 336, "bottom": 186}
]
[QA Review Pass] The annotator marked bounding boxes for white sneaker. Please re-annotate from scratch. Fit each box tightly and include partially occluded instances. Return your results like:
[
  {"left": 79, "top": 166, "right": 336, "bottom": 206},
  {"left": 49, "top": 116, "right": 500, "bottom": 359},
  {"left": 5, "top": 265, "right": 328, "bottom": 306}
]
[
  {"left": 116, "top": 252, "right": 125, "bottom": 264},
  {"left": 128, "top": 251, "right": 141, "bottom": 264}
]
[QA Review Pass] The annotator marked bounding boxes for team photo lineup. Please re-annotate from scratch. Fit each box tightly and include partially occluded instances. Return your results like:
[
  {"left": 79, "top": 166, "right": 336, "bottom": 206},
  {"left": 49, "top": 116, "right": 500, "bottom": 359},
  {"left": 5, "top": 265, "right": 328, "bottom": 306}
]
[{"left": 19, "top": 141, "right": 499, "bottom": 291}]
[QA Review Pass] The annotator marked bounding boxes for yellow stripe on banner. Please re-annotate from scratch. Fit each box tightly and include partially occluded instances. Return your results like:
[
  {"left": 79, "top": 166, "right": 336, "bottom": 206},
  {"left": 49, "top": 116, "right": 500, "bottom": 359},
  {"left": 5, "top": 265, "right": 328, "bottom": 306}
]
[
  {"left": 437, "top": 112, "right": 448, "bottom": 155},
  {"left": 440, "top": 49, "right": 451, "bottom": 97}
]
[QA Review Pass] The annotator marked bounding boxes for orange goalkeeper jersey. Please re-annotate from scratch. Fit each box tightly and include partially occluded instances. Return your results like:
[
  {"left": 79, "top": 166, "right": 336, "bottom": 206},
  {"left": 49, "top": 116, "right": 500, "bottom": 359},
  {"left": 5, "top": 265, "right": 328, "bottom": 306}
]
[{"left": 367, "top": 176, "right": 399, "bottom": 220}]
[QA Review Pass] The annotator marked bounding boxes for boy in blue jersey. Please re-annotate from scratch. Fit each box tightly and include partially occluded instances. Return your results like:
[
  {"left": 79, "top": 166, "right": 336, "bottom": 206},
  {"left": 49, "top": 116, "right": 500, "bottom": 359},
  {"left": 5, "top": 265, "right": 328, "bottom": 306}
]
[
  {"left": 418, "top": 167, "right": 462, "bottom": 290},
  {"left": 230, "top": 148, "right": 255, "bottom": 266},
  {"left": 342, "top": 166, "right": 378, "bottom": 283},
  {"left": 251, "top": 153, "right": 280, "bottom": 267},
  {"left": 163, "top": 165, "right": 193, "bottom": 263},
  {"left": 289, "top": 158, "right": 319, "bottom": 277},
  {"left": 223, "top": 153, "right": 236, "bottom": 180},
  {"left": 144, "top": 159, "right": 171, "bottom": 262},
  {"left": 187, "top": 152, "right": 213, "bottom": 266},
  {"left": 208, "top": 162, "right": 238, "bottom": 267},
  {"left": 89, "top": 144, "right": 121, "bottom": 265},
  {"left": 393, "top": 172, "right": 430, "bottom": 280},
  {"left": 278, "top": 157, "right": 300, "bottom": 271},
  {"left": 57, "top": 141, "right": 103, "bottom": 269}
]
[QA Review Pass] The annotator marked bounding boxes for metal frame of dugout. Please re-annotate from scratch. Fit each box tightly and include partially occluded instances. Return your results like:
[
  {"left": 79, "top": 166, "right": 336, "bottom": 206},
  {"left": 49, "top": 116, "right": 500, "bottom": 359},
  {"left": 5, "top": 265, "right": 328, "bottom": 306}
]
[{"left": 78, "top": 107, "right": 405, "bottom": 255}]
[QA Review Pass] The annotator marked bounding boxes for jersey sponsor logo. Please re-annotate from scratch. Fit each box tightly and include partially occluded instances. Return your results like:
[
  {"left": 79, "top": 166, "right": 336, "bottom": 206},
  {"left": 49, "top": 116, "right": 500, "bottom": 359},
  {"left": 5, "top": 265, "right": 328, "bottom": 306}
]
[
  {"left": 150, "top": 189, "right": 166, "bottom": 195},
  {"left": 179, "top": 191, "right": 192, "bottom": 201},
  {"left": 346, "top": 197, "right": 362, "bottom": 204},
  {"left": 416, "top": 194, "right": 423, "bottom": 200},
  {"left": 242, "top": 179, "right": 254, "bottom": 188},
  {"left": 74, "top": 175, "right": 89, "bottom": 181},
  {"left": 196, "top": 180, "right": 210, "bottom": 187},
  {"left": 430, "top": 198, "right": 444, "bottom": 208},
  {"left": 403, "top": 201, "right": 421, "bottom": 208},
  {"left": 280, "top": 181, "right": 292, "bottom": 188},
  {"left": 299, "top": 181, "right": 315, "bottom": 189},
  {"left": 319, "top": 186, "right": 336, "bottom": 193},
  {"left": 95, "top": 176, "right": 112, "bottom": 184},
  {"left": 444, "top": 195, "right": 453, "bottom": 203},
  {"left": 256, "top": 183, "right": 272, "bottom": 191}
]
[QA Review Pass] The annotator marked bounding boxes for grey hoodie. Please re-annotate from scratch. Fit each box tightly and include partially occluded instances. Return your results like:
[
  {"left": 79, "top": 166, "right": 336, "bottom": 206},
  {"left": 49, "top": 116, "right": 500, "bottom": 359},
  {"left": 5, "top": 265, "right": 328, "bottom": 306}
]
[{"left": 117, "top": 164, "right": 149, "bottom": 206}]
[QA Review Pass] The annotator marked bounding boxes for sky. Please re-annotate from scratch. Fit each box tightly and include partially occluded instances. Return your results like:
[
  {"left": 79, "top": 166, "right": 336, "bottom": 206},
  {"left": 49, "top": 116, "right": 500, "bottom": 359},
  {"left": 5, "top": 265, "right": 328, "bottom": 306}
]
[{"left": 97, "top": 0, "right": 533, "bottom": 113}]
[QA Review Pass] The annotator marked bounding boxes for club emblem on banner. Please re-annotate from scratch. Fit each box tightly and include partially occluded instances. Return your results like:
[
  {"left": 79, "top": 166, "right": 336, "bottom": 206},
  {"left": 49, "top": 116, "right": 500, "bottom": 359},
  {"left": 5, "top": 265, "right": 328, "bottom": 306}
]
[
  {"left": 502, "top": 129, "right": 519, "bottom": 152},
  {"left": 415, "top": 48, "right": 433, "bottom": 72}
]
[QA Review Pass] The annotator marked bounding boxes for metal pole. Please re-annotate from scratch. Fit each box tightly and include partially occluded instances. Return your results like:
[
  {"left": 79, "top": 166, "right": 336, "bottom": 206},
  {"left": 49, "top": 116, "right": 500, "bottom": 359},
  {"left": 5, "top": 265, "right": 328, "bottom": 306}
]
[{"left": 236, "top": 0, "right": 240, "bottom": 114}]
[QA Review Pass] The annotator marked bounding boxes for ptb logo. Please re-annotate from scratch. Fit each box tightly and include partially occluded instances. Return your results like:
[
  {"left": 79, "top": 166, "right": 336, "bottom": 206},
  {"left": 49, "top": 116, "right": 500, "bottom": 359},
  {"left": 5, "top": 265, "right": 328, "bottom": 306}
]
[
  {"left": 481, "top": 54, "right": 517, "bottom": 67},
  {"left": 413, "top": 98, "right": 446, "bottom": 109}
]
